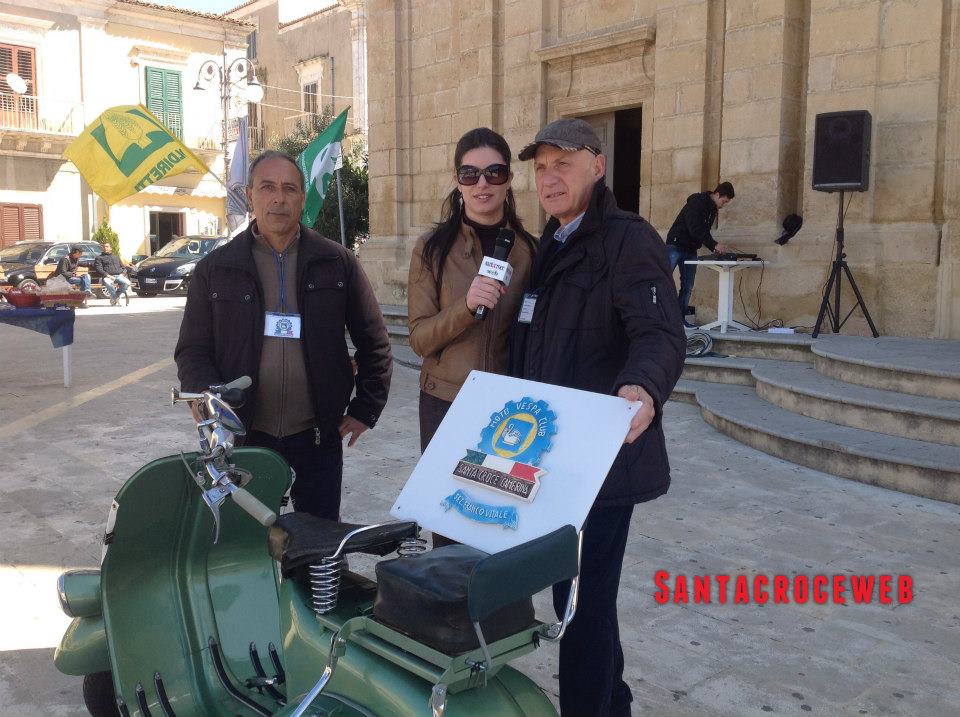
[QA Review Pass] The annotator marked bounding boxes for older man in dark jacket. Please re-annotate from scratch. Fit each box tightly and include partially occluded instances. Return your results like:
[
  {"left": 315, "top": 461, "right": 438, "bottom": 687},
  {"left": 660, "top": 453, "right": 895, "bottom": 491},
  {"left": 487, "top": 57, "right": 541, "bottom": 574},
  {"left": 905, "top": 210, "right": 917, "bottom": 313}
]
[
  {"left": 175, "top": 150, "right": 392, "bottom": 520},
  {"left": 514, "top": 119, "right": 686, "bottom": 717}
]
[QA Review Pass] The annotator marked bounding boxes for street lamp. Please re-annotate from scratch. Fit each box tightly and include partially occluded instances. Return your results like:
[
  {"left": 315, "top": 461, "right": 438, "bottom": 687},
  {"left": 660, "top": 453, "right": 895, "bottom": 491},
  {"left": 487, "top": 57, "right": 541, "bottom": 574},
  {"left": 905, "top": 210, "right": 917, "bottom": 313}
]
[{"left": 193, "top": 53, "right": 263, "bottom": 185}]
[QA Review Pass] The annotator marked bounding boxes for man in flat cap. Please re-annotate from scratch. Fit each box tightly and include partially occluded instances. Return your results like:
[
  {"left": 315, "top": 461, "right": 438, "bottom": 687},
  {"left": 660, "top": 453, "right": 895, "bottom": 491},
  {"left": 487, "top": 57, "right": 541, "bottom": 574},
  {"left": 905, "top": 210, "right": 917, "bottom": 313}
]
[{"left": 512, "top": 118, "right": 686, "bottom": 717}]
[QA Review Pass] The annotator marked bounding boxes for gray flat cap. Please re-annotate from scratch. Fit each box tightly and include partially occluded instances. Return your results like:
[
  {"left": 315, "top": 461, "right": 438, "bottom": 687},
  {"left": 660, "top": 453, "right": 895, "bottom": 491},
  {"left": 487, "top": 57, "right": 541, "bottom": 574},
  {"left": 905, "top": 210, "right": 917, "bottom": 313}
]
[{"left": 518, "top": 118, "right": 602, "bottom": 161}]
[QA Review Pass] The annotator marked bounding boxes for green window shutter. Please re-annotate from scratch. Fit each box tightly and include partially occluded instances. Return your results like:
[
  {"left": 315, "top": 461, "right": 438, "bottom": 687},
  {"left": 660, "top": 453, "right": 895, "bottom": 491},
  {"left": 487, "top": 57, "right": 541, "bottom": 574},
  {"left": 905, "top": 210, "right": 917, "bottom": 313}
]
[
  {"left": 144, "top": 66, "right": 183, "bottom": 139},
  {"left": 163, "top": 70, "right": 182, "bottom": 139},
  {"left": 145, "top": 66, "right": 165, "bottom": 124}
]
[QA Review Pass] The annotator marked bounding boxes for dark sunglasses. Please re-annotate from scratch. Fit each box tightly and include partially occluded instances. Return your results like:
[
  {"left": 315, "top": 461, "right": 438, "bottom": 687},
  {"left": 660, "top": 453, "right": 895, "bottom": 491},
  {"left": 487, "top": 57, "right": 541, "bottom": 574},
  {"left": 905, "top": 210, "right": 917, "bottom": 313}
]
[{"left": 456, "top": 163, "right": 511, "bottom": 186}]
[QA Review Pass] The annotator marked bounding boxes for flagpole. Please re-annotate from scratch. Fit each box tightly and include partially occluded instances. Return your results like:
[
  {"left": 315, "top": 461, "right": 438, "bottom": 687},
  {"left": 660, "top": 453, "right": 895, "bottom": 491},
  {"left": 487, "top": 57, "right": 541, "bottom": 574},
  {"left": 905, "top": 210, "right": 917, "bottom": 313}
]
[{"left": 335, "top": 166, "right": 347, "bottom": 247}]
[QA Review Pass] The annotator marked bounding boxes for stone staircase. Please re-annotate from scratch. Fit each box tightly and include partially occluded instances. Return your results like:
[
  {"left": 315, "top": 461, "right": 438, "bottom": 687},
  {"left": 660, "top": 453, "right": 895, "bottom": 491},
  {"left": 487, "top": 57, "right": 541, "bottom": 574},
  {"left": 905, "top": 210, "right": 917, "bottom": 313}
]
[
  {"left": 676, "top": 332, "right": 960, "bottom": 505},
  {"left": 377, "top": 302, "right": 960, "bottom": 505},
  {"left": 381, "top": 303, "right": 410, "bottom": 346}
]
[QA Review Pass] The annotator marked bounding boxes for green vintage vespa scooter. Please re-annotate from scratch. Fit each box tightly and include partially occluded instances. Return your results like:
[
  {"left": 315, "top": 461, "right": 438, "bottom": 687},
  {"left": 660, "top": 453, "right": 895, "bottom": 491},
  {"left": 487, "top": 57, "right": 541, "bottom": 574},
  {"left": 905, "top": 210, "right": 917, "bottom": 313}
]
[{"left": 54, "top": 379, "right": 581, "bottom": 717}]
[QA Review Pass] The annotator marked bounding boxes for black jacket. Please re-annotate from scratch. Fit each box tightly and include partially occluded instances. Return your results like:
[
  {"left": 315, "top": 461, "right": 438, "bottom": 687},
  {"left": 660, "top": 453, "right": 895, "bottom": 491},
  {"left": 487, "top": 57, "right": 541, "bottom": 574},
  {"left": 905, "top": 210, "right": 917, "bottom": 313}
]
[
  {"left": 174, "top": 224, "right": 392, "bottom": 431},
  {"left": 94, "top": 253, "right": 124, "bottom": 277},
  {"left": 53, "top": 256, "right": 80, "bottom": 278},
  {"left": 666, "top": 192, "right": 719, "bottom": 252},
  {"left": 510, "top": 182, "right": 686, "bottom": 506}
]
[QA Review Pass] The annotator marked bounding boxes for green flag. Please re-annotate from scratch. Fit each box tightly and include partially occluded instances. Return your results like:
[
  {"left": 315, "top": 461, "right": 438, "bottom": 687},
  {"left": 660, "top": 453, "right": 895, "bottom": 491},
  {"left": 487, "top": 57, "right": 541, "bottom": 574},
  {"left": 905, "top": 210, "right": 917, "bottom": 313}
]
[{"left": 297, "top": 108, "right": 349, "bottom": 227}]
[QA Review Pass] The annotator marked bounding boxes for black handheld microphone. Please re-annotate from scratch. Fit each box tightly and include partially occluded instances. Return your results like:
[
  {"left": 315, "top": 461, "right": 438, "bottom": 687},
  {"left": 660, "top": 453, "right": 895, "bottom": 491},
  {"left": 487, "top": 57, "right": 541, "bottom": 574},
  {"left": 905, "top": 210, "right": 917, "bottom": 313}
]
[{"left": 474, "top": 228, "right": 515, "bottom": 320}]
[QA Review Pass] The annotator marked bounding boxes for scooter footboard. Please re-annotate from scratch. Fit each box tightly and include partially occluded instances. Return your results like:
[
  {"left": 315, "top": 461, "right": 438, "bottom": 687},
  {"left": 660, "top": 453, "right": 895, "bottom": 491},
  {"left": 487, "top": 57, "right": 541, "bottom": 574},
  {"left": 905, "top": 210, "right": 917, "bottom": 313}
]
[
  {"left": 100, "top": 448, "right": 291, "bottom": 716},
  {"left": 278, "top": 575, "right": 558, "bottom": 717}
]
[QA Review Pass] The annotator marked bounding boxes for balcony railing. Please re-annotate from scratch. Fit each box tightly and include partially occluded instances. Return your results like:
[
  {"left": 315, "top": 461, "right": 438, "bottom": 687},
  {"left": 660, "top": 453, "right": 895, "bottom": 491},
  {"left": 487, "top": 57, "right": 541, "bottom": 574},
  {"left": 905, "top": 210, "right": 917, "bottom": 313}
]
[
  {"left": 0, "top": 93, "right": 80, "bottom": 135},
  {"left": 190, "top": 118, "right": 264, "bottom": 154},
  {"left": 282, "top": 111, "right": 328, "bottom": 137}
]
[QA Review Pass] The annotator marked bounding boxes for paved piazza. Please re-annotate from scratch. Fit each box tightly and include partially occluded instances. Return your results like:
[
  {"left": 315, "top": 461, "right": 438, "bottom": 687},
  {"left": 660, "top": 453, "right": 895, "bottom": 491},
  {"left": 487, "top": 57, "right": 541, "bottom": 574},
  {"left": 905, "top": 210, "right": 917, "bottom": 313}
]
[{"left": 1, "top": 300, "right": 958, "bottom": 716}]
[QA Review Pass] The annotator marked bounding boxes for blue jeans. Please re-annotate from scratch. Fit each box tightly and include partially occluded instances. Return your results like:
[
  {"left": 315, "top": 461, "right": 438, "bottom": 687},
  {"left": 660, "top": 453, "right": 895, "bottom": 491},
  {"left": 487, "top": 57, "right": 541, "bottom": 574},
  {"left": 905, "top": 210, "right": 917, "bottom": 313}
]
[
  {"left": 102, "top": 274, "right": 132, "bottom": 300},
  {"left": 666, "top": 244, "right": 697, "bottom": 315},
  {"left": 67, "top": 274, "right": 92, "bottom": 292}
]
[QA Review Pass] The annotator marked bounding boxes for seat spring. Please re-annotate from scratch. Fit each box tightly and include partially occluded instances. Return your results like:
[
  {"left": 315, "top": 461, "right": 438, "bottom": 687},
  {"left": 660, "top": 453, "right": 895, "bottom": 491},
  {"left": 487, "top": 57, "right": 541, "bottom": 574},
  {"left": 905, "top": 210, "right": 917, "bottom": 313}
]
[
  {"left": 309, "top": 556, "right": 343, "bottom": 615},
  {"left": 398, "top": 535, "right": 427, "bottom": 557}
]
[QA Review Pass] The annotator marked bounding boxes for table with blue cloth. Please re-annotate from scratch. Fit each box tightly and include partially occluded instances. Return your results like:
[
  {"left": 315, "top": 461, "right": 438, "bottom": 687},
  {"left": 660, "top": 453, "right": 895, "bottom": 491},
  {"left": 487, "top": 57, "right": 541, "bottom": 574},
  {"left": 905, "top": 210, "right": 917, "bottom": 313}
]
[{"left": 0, "top": 307, "right": 76, "bottom": 386}]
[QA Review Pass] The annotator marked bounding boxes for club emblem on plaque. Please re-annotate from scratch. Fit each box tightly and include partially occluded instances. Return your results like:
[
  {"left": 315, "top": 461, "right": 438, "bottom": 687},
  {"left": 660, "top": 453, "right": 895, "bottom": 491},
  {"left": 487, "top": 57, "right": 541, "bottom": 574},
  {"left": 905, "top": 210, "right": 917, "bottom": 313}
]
[{"left": 442, "top": 397, "right": 557, "bottom": 529}]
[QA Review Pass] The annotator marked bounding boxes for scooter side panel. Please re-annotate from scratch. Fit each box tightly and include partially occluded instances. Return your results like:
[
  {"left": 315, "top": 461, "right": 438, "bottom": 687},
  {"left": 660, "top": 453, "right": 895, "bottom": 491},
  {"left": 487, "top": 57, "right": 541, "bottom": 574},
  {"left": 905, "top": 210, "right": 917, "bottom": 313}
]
[
  {"left": 53, "top": 616, "right": 110, "bottom": 676},
  {"left": 101, "top": 450, "right": 291, "bottom": 716},
  {"left": 102, "top": 454, "right": 216, "bottom": 715}
]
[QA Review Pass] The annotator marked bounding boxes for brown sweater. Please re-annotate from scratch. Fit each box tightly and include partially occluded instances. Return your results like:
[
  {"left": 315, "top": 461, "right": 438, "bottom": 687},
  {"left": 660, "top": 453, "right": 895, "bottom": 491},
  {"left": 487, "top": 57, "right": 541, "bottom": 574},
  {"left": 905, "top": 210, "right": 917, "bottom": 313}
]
[{"left": 251, "top": 226, "right": 316, "bottom": 437}]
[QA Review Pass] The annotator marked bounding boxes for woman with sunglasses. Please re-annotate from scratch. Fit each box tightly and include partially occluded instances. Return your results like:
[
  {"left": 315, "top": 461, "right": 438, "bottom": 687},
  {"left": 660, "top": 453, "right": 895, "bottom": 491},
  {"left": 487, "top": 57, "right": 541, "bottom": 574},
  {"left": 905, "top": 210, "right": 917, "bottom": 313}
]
[{"left": 408, "top": 128, "right": 536, "bottom": 542}]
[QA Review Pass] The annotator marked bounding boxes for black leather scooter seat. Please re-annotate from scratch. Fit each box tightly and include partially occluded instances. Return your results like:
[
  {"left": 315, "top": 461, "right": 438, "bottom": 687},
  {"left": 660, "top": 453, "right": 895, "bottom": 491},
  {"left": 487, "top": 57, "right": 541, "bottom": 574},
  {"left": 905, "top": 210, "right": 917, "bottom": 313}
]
[
  {"left": 268, "top": 513, "right": 419, "bottom": 576},
  {"left": 373, "top": 544, "right": 536, "bottom": 655}
]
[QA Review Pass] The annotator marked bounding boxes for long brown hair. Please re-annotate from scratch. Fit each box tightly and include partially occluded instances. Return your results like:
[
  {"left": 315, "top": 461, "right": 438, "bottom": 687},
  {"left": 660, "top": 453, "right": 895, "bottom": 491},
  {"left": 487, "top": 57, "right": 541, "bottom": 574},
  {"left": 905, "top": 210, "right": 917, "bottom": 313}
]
[{"left": 420, "top": 127, "right": 534, "bottom": 288}]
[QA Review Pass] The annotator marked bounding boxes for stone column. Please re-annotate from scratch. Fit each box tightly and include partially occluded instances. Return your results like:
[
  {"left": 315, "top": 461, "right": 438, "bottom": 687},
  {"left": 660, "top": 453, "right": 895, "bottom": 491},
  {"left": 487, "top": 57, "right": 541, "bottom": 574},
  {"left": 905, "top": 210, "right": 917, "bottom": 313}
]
[
  {"left": 78, "top": 15, "right": 108, "bottom": 241},
  {"left": 364, "top": 0, "right": 472, "bottom": 304},
  {"left": 935, "top": 1, "right": 960, "bottom": 339},
  {"left": 649, "top": 0, "right": 712, "bottom": 231},
  {"left": 800, "top": 0, "right": 943, "bottom": 336},
  {"left": 342, "top": 0, "right": 369, "bottom": 133},
  {"left": 718, "top": 0, "right": 805, "bottom": 229},
  {"left": 501, "top": 0, "right": 552, "bottom": 225}
]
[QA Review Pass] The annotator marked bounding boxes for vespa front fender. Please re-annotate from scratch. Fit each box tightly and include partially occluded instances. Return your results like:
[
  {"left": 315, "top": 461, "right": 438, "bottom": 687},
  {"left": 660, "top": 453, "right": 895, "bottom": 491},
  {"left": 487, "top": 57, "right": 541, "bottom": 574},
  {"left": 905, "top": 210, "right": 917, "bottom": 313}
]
[{"left": 54, "top": 615, "right": 110, "bottom": 676}]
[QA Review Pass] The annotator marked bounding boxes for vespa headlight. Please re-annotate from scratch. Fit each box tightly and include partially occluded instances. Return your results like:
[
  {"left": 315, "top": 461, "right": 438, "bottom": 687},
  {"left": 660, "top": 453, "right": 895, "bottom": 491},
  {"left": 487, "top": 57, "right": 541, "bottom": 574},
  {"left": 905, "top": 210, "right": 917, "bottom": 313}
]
[
  {"left": 175, "top": 262, "right": 196, "bottom": 275},
  {"left": 57, "top": 569, "right": 102, "bottom": 618}
]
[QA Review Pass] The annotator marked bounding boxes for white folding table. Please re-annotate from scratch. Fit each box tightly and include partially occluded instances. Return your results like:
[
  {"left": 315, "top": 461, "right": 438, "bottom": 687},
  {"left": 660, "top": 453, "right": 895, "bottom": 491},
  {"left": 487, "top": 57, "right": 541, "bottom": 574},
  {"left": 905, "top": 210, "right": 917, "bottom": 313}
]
[{"left": 683, "top": 260, "right": 764, "bottom": 333}]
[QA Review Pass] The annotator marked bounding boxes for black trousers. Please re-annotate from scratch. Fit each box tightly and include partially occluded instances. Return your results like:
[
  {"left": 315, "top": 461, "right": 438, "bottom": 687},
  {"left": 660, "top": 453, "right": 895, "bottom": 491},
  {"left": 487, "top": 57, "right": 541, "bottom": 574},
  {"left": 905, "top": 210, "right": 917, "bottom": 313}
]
[
  {"left": 553, "top": 504, "right": 635, "bottom": 717},
  {"left": 245, "top": 426, "right": 343, "bottom": 520},
  {"left": 418, "top": 390, "right": 452, "bottom": 452}
]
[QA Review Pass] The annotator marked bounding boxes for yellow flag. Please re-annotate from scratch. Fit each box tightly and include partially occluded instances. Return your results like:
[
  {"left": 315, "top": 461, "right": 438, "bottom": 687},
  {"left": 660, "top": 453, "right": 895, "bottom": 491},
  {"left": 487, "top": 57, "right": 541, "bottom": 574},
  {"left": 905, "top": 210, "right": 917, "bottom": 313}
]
[{"left": 63, "top": 104, "right": 209, "bottom": 204}]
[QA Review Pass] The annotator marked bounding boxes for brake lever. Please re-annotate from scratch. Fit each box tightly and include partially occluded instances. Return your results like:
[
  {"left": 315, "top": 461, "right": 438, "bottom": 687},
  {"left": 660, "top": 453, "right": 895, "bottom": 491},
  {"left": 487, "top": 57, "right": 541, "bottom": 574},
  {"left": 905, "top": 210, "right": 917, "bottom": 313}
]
[
  {"left": 201, "top": 488, "right": 226, "bottom": 544},
  {"left": 180, "top": 450, "right": 230, "bottom": 543},
  {"left": 200, "top": 467, "right": 258, "bottom": 542}
]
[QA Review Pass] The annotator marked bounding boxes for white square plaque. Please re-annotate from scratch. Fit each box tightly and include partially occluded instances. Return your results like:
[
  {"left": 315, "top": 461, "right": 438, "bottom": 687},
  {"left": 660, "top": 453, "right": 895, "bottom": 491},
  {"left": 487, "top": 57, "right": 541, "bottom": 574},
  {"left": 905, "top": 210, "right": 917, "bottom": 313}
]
[{"left": 391, "top": 370, "right": 639, "bottom": 554}]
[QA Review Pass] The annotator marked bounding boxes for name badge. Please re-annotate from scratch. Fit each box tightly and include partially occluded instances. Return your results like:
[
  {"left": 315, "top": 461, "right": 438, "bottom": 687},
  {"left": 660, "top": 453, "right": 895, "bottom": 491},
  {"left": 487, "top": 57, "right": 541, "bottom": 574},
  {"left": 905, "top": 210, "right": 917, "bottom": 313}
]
[
  {"left": 518, "top": 293, "right": 537, "bottom": 324},
  {"left": 265, "top": 312, "right": 302, "bottom": 339}
]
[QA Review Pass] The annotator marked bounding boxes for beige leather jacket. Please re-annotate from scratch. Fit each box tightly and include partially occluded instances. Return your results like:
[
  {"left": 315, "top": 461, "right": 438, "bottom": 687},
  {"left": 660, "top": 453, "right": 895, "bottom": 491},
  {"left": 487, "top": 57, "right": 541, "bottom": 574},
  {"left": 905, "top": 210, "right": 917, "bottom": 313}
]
[{"left": 407, "top": 223, "right": 535, "bottom": 401}]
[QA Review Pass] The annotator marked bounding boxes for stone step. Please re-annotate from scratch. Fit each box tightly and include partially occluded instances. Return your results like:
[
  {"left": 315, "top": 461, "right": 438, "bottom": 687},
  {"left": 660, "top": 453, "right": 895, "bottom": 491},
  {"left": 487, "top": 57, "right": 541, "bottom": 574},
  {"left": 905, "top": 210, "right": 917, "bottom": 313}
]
[
  {"left": 391, "top": 343, "right": 422, "bottom": 370},
  {"left": 350, "top": 336, "right": 420, "bottom": 370},
  {"left": 691, "top": 329, "right": 814, "bottom": 362},
  {"left": 812, "top": 335, "right": 960, "bottom": 401},
  {"left": 379, "top": 303, "right": 410, "bottom": 344},
  {"left": 693, "top": 382, "right": 960, "bottom": 504},
  {"left": 681, "top": 356, "right": 777, "bottom": 385},
  {"left": 387, "top": 323, "right": 410, "bottom": 345},
  {"left": 379, "top": 303, "right": 408, "bottom": 328},
  {"left": 670, "top": 378, "right": 699, "bottom": 405},
  {"left": 752, "top": 361, "right": 960, "bottom": 447}
]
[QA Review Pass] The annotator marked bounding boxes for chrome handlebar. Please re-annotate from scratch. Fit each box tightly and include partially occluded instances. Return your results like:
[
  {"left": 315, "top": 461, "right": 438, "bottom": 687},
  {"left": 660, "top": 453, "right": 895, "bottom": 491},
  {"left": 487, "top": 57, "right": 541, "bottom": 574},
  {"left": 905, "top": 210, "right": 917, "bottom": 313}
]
[{"left": 173, "top": 376, "right": 276, "bottom": 541}]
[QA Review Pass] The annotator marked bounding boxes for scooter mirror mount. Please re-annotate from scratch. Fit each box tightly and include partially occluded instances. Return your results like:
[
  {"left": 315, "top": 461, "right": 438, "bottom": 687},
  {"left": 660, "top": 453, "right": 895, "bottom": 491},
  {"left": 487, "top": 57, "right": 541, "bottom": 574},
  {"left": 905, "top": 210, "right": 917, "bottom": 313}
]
[
  {"left": 173, "top": 377, "right": 276, "bottom": 542},
  {"left": 172, "top": 387, "right": 247, "bottom": 461}
]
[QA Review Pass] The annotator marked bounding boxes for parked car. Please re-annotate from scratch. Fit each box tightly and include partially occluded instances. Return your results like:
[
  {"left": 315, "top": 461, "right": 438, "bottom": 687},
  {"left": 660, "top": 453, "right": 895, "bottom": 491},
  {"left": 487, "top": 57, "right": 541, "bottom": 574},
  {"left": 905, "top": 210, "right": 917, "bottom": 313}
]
[
  {"left": 129, "top": 235, "right": 229, "bottom": 297},
  {"left": 0, "top": 241, "right": 103, "bottom": 291}
]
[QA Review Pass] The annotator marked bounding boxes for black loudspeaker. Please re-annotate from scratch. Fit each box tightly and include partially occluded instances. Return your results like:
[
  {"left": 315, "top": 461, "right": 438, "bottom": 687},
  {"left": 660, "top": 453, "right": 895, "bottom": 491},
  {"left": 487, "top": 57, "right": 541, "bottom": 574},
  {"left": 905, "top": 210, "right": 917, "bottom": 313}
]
[{"left": 812, "top": 110, "right": 871, "bottom": 192}]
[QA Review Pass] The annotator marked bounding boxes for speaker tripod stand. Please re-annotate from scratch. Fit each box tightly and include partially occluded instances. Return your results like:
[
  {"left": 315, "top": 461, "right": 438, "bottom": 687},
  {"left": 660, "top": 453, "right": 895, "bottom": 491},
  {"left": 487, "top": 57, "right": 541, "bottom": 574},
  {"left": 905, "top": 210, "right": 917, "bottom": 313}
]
[{"left": 812, "top": 191, "right": 879, "bottom": 338}]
